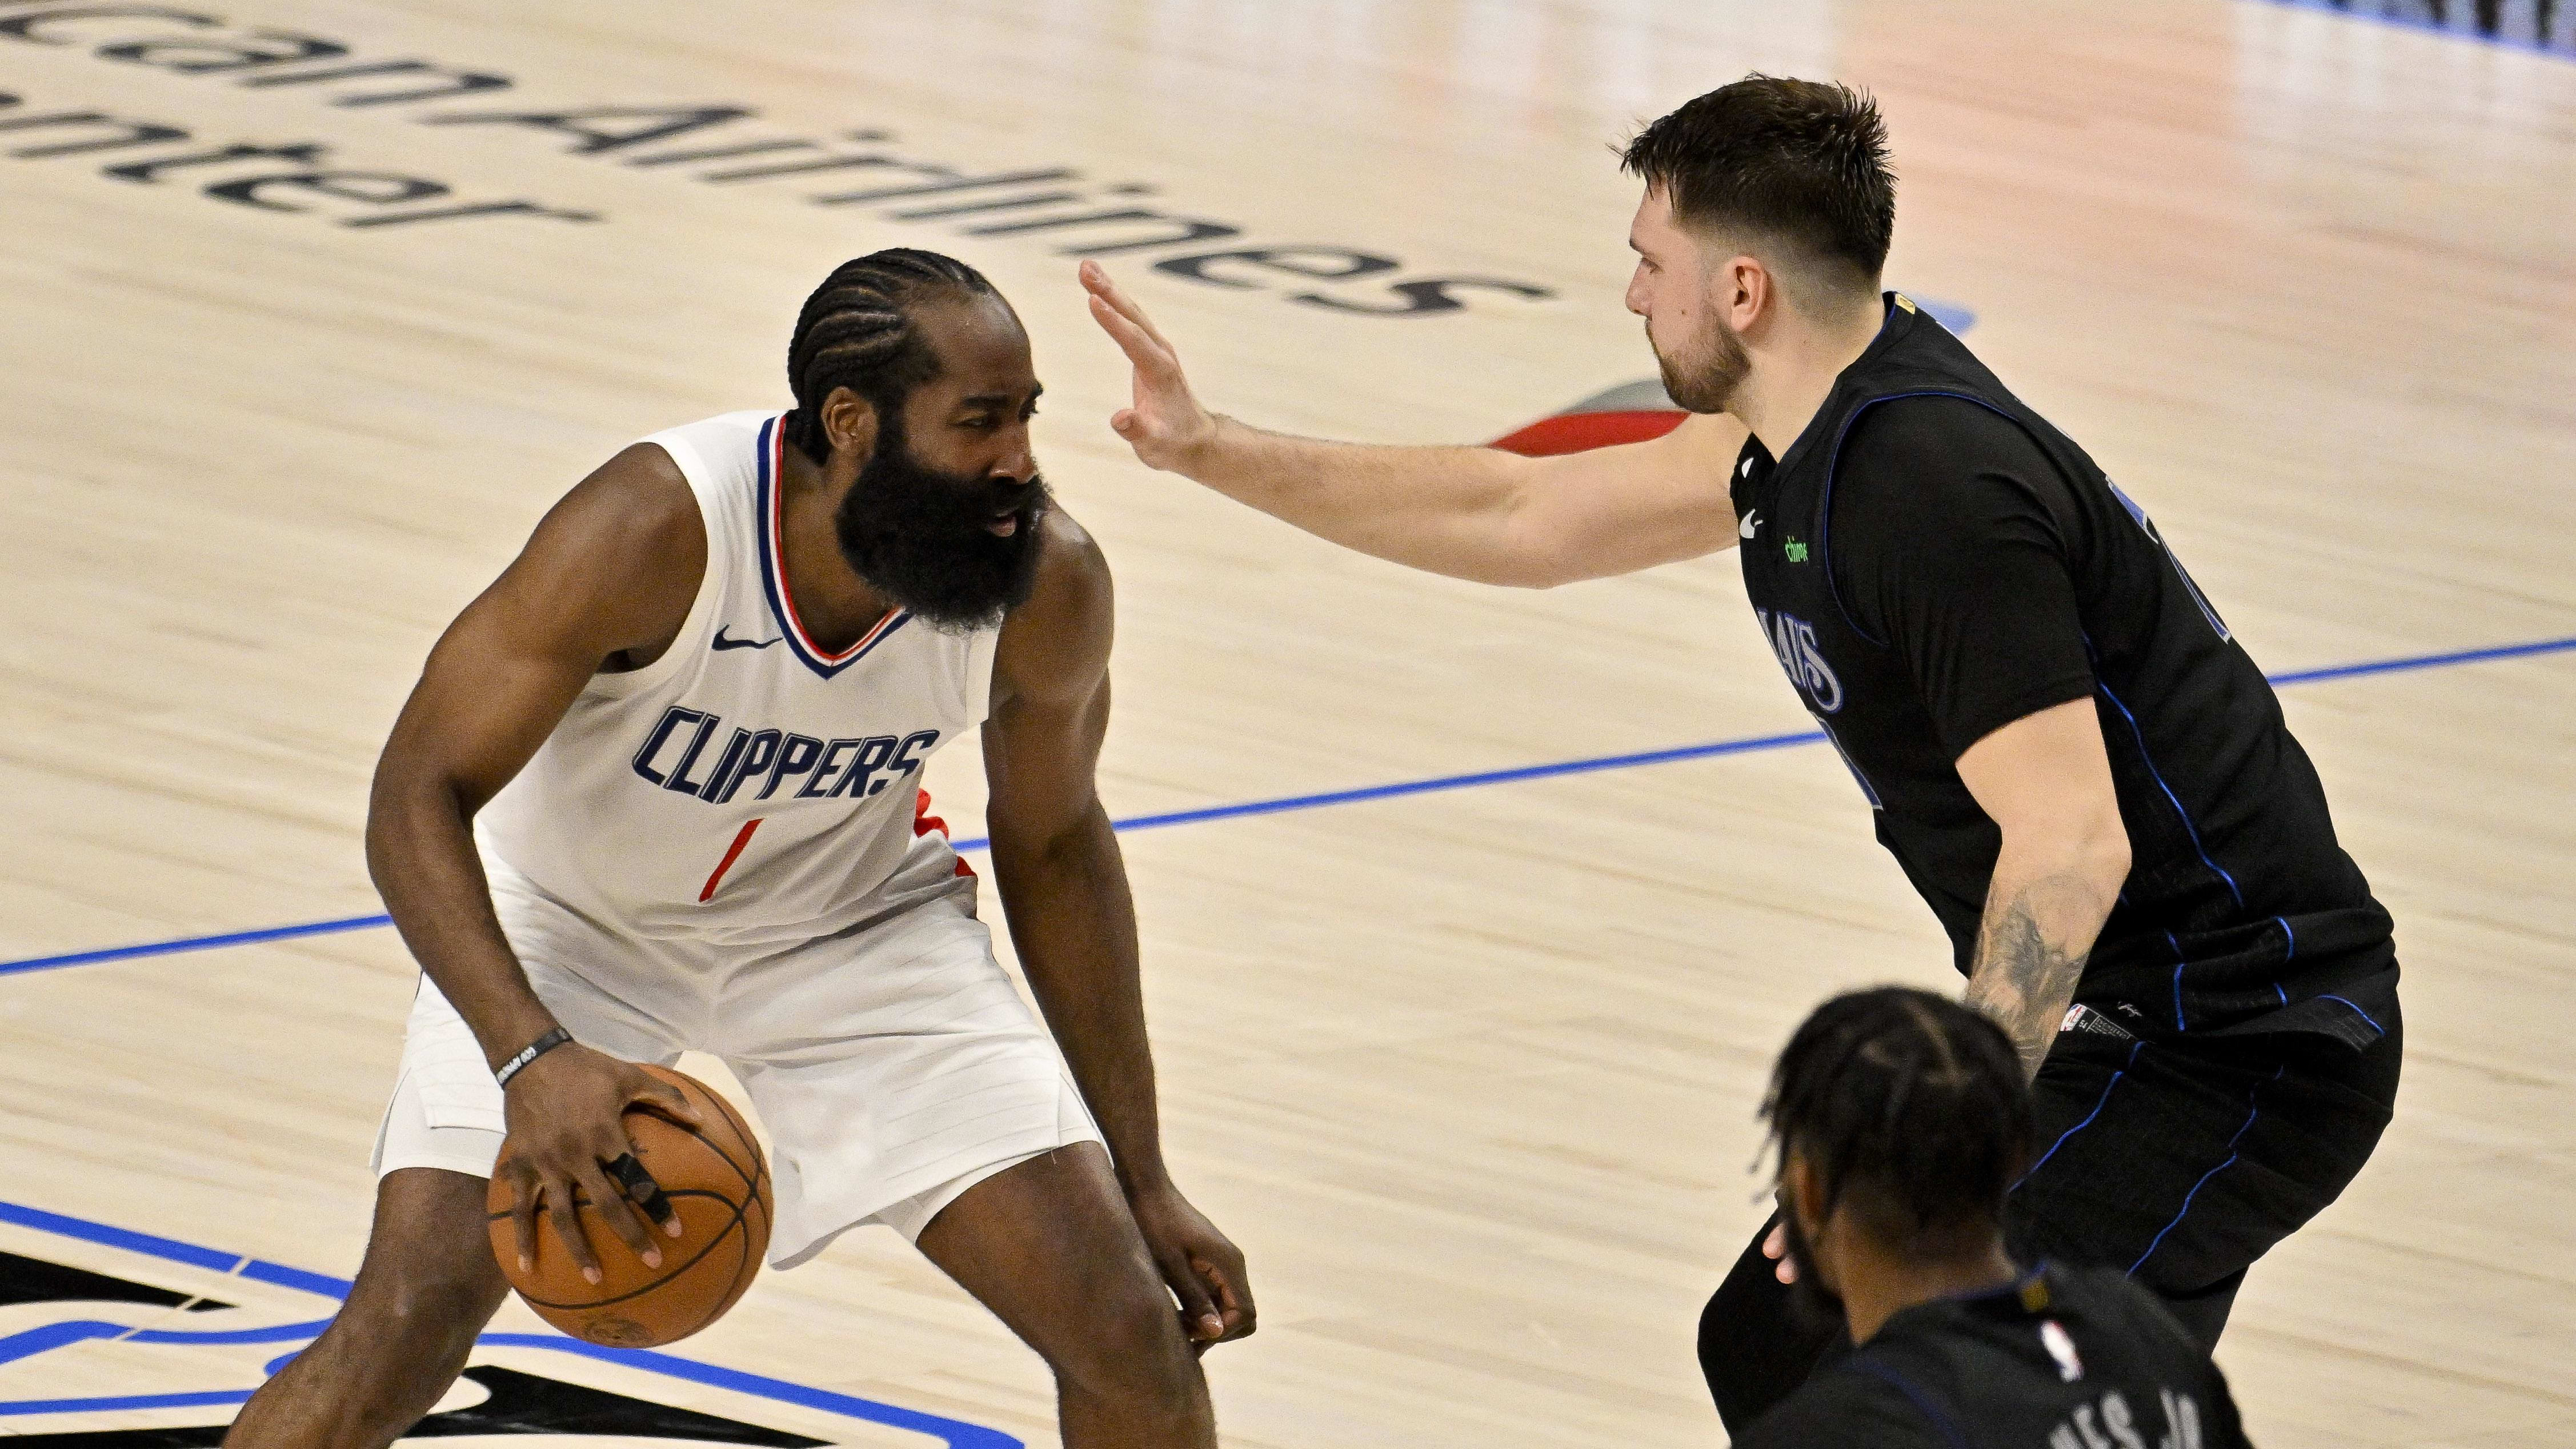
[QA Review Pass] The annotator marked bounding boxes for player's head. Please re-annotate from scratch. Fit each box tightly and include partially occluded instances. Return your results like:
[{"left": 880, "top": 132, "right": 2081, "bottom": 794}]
[
  {"left": 1619, "top": 75, "right": 1894, "bottom": 413},
  {"left": 1761, "top": 987, "right": 2032, "bottom": 1323},
  {"left": 784, "top": 249, "right": 1052, "bottom": 631}
]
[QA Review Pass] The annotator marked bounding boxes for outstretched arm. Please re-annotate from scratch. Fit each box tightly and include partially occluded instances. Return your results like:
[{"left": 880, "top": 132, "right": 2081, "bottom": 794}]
[
  {"left": 982, "top": 510, "right": 1253, "bottom": 1347},
  {"left": 1081, "top": 260, "right": 1745, "bottom": 587},
  {"left": 1955, "top": 699, "right": 2132, "bottom": 1077}
]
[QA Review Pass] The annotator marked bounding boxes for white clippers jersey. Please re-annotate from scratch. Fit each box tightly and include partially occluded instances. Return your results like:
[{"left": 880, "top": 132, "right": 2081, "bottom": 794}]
[{"left": 475, "top": 411, "right": 997, "bottom": 948}]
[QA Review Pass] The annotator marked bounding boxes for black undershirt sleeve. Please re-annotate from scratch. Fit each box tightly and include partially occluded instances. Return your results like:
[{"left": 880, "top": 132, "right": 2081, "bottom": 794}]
[{"left": 1828, "top": 397, "right": 2097, "bottom": 760}]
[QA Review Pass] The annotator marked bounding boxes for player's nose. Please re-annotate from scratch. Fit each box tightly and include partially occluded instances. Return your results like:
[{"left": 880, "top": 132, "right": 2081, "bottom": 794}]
[{"left": 991, "top": 441, "right": 1037, "bottom": 485}]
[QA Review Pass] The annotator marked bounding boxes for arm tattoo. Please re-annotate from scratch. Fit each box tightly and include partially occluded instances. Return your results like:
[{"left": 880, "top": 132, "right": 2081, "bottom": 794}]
[{"left": 1966, "top": 890, "right": 2090, "bottom": 1079}]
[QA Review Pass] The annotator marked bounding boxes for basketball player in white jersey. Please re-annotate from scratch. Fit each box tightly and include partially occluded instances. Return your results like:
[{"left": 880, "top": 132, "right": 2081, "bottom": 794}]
[{"left": 225, "top": 250, "right": 1248, "bottom": 1449}]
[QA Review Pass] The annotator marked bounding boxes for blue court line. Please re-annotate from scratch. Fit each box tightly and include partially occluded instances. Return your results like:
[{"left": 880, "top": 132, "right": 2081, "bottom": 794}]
[
  {"left": 0, "top": 1389, "right": 253, "bottom": 1416},
  {"left": 944, "top": 727, "right": 1833, "bottom": 852},
  {"left": 0, "top": 1195, "right": 1021, "bottom": 1445},
  {"left": 2261, "top": 634, "right": 2576, "bottom": 685},
  {"left": 0, "top": 914, "right": 398, "bottom": 978},
  {"left": 2, "top": 634, "right": 2570, "bottom": 980},
  {"left": 2255, "top": 0, "right": 2574, "bottom": 60}
]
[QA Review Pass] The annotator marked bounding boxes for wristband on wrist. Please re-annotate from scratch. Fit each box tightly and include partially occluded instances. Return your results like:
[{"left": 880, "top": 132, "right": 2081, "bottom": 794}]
[{"left": 494, "top": 1027, "right": 573, "bottom": 1089}]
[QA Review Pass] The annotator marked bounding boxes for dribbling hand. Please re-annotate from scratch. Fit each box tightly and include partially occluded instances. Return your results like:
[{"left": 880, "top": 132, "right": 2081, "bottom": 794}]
[
  {"left": 495, "top": 1042, "right": 703, "bottom": 1286},
  {"left": 1079, "top": 259, "right": 1220, "bottom": 473}
]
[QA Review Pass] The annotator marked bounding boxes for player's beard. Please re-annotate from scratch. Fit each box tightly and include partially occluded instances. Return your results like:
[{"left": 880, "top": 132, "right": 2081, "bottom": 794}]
[
  {"left": 834, "top": 415, "right": 1051, "bottom": 633},
  {"left": 1776, "top": 1208, "right": 1849, "bottom": 1338},
  {"left": 1653, "top": 308, "right": 1752, "bottom": 415}
]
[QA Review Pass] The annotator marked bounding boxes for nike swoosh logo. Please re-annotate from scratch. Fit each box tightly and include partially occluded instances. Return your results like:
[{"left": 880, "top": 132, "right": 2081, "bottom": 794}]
[
  {"left": 712, "top": 627, "right": 782, "bottom": 651},
  {"left": 1740, "top": 510, "right": 1761, "bottom": 539}
]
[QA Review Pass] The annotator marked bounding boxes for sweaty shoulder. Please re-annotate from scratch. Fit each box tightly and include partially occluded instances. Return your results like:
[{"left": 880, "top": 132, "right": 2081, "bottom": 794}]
[
  {"left": 500, "top": 441, "right": 708, "bottom": 665},
  {"left": 1733, "top": 1366, "right": 1954, "bottom": 1449},
  {"left": 993, "top": 507, "right": 1112, "bottom": 705}
]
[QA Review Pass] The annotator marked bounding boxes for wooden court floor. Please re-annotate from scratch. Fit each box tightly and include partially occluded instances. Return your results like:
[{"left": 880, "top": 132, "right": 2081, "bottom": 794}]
[{"left": 3, "top": 1, "right": 2571, "bottom": 1443}]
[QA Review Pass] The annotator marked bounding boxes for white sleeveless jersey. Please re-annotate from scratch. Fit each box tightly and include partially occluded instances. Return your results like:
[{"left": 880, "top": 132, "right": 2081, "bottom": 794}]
[{"left": 475, "top": 411, "right": 997, "bottom": 948}]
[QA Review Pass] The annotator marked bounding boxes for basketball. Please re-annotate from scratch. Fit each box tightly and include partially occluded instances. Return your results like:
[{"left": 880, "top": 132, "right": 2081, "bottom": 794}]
[{"left": 483, "top": 1064, "right": 772, "bottom": 1348}]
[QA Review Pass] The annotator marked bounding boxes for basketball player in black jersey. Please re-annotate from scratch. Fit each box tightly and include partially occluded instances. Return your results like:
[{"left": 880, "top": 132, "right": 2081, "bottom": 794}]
[
  {"left": 1081, "top": 75, "right": 2402, "bottom": 1430},
  {"left": 1740, "top": 986, "right": 2249, "bottom": 1449}
]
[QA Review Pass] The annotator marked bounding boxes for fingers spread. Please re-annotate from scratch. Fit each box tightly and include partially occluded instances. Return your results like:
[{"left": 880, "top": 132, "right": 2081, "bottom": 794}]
[
  {"left": 508, "top": 1169, "right": 542, "bottom": 1273},
  {"left": 609, "top": 1150, "right": 678, "bottom": 1235},
  {"left": 543, "top": 1175, "right": 604, "bottom": 1285},
  {"left": 642, "top": 1081, "right": 705, "bottom": 1126},
  {"left": 578, "top": 1159, "right": 660, "bottom": 1268}
]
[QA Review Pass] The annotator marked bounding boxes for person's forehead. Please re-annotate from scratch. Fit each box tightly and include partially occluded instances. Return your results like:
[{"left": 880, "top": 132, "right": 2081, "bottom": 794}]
[
  {"left": 917, "top": 293, "right": 1035, "bottom": 385},
  {"left": 1629, "top": 185, "right": 1680, "bottom": 249}
]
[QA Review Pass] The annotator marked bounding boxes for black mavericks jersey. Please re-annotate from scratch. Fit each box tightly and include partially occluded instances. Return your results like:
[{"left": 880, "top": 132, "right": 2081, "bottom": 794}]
[
  {"left": 1733, "top": 294, "right": 2395, "bottom": 1045},
  {"left": 1734, "top": 1265, "right": 2251, "bottom": 1449}
]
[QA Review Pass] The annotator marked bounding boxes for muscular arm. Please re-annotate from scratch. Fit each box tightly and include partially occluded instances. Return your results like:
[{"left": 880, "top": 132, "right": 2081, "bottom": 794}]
[
  {"left": 982, "top": 510, "right": 1252, "bottom": 1342},
  {"left": 1082, "top": 261, "right": 1745, "bottom": 587},
  {"left": 1954, "top": 700, "right": 2132, "bottom": 1078},
  {"left": 370, "top": 442, "right": 704, "bottom": 1275},
  {"left": 1825, "top": 401, "right": 2128, "bottom": 1077},
  {"left": 371, "top": 443, "right": 702, "bottom": 1064}
]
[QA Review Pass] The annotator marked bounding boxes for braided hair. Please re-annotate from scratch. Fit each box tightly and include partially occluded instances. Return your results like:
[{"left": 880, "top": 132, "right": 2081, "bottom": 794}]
[
  {"left": 1761, "top": 987, "right": 2034, "bottom": 1255},
  {"left": 782, "top": 249, "right": 999, "bottom": 465}
]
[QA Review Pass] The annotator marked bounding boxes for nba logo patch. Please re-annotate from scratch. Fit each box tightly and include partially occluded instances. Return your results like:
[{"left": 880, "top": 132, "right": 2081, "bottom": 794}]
[{"left": 2040, "top": 1319, "right": 2086, "bottom": 1383}]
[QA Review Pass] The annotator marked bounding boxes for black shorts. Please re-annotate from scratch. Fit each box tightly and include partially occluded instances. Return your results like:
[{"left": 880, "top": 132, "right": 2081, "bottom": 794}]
[{"left": 1697, "top": 1005, "right": 2402, "bottom": 1434}]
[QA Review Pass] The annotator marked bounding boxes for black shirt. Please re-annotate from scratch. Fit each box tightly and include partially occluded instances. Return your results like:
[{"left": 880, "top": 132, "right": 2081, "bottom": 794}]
[
  {"left": 1734, "top": 1265, "right": 2251, "bottom": 1449},
  {"left": 1832, "top": 402, "right": 2098, "bottom": 758},
  {"left": 1732, "top": 294, "right": 2397, "bottom": 1046}
]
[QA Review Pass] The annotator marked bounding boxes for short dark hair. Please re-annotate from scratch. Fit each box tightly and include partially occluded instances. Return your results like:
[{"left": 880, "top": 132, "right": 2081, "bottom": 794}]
[
  {"left": 783, "top": 248, "right": 999, "bottom": 465},
  {"left": 1621, "top": 75, "right": 1894, "bottom": 301},
  {"left": 1762, "top": 987, "right": 2033, "bottom": 1255}
]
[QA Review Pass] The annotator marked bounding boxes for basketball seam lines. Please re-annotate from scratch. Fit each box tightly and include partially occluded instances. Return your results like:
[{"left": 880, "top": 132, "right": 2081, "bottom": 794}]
[{"left": 496, "top": 1189, "right": 754, "bottom": 1313}]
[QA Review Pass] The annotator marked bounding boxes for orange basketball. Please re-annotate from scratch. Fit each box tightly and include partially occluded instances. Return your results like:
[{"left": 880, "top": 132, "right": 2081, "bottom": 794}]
[{"left": 484, "top": 1064, "right": 772, "bottom": 1348}]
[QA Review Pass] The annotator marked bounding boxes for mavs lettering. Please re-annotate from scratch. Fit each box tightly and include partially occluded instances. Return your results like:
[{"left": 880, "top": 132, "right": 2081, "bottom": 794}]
[
  {"left": 1756, "top": 607, "right": 1844, "bottom": 714},
  {"left": 631, "top": 706, "right": 938, "bottom": 804}
]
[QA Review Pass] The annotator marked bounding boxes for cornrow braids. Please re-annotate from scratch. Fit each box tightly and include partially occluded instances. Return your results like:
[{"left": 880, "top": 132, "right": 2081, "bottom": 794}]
[
  {"left": 1761, "top": 987, "right": 2034, "bottom": 1254},
  {"left": 783, "top": 248, "right": 998, "bottom": 465}
]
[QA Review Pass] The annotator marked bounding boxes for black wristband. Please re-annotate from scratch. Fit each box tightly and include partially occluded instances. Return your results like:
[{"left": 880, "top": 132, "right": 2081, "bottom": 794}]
[{"left": 494, "top": 1027, "right": 573, "bottom": 1089}]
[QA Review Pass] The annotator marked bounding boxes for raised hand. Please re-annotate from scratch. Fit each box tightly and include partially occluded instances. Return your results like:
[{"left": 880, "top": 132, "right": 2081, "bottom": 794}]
[
  {"left": 495, "top": 1041, "right": 702, "bottom": 1285},
  {"left": 1079, "top": 259, "right": 1221, "bottom": 473}
]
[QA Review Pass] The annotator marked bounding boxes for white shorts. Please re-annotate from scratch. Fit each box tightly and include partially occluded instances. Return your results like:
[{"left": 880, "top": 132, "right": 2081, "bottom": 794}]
[{"left": 372, "top": 839, "right": 1101, "bottom": 1262}]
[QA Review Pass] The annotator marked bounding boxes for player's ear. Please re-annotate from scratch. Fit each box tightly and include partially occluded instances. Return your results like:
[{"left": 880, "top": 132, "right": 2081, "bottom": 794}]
[
  {"left": 820, "top": 386, "right": 880, "bottom": 462},
  {"left": 1782, "top": 1151, "right": 1824, "bottom": 1237},
  {"left": 1724, "top": 254, "right": 1767, "bottom": 330}
]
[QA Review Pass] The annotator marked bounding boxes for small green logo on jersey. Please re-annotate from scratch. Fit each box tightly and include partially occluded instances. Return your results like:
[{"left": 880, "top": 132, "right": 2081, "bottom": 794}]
[{"left": 1783, "top": 537, "right": 1810, "bottom": 563}]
